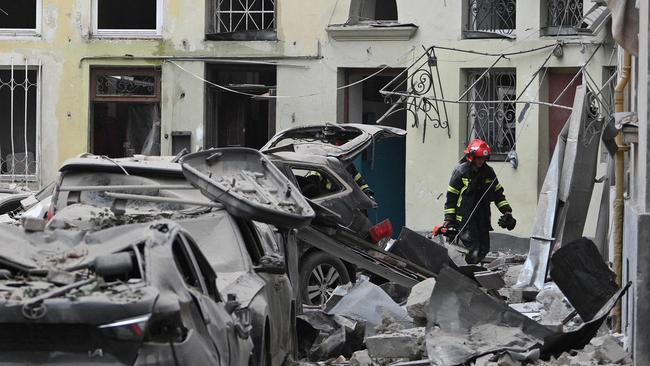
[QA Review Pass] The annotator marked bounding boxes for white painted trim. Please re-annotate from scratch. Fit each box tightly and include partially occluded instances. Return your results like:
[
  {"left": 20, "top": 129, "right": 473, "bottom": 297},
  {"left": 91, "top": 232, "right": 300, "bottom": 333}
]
[
  {"left": 91, "top": 0, "right": 163, "bottom": 39},
  {"left": 326, "top": 24, "right": 418, "bottom": 41},
  {"left": 0, "top": 0, "right": 42, "bottom": 37}
]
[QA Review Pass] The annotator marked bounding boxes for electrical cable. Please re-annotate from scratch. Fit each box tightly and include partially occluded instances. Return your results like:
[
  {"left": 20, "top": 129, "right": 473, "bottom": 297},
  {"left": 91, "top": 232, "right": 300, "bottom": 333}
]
[{"left": 447, "top": 48, "right": 555, "bottom": 249}]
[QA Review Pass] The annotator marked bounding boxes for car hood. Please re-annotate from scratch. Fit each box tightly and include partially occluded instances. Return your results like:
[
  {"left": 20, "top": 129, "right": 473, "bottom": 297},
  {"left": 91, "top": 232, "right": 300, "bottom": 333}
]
[{"left": 261, "top": 123, "right": 406, "bottom": 162}]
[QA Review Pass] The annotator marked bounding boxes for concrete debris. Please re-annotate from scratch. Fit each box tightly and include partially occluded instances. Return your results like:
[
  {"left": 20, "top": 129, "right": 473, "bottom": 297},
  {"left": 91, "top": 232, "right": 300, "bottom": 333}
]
[
  {"left": 474, "top": 270, "right": 506, "bottom": 290},
  {"left": 405, "top": 278, "right": 436, "bottom": 323},
  {"left": 350, "top": 350, "right": 373, "bottom": 366},
  {"left": 536, "top": 283, "right": 577, "bottom": 331},
  {"left": 503, "top": 264, "right": 523, "bottom": 288},
  {"left": 592, "top": 335, "right": 629, "bottom": 364},
  {"left": 326, "top": 276, "right": 413, "bottom": 337},
  {"left": 366, "top": 327, "right": 425, "bottom": 360}
]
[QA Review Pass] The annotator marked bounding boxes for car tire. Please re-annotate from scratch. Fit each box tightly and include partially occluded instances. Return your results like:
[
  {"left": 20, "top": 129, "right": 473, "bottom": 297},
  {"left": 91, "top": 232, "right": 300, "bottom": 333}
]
[{"left": 299, "top": 251, "right": 351, "bottom": 306}]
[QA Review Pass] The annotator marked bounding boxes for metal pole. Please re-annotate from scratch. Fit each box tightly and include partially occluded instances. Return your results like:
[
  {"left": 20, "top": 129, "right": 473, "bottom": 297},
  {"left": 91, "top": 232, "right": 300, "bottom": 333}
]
[{"left": 613, "top": 51, "right": 631, "bottom": 332}]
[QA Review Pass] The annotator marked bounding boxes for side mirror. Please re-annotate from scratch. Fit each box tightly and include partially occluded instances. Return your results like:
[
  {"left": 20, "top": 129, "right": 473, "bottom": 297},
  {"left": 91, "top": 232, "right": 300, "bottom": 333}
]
[
  {"left": 225, "top": 293, "right": 240, "bottom": 314},
  {"left": 254, "top": 254, "right": 286, "bottom": 274}
]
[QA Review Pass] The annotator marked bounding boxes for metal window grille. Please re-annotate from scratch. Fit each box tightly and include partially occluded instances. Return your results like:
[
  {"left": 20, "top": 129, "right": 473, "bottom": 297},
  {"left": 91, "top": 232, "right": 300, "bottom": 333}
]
[
  {"left": 466, "top": 70, "right": 516, "bottom": 156},
  {"left": 0, "top": 60, "right": 40, "bottom": 183},
  {"left": 467, "top": 0, "right": 516, "bottom": 36},
  {"left": 547, "top": 0, "right": 584, "bottom": 29},
  {"left": 215, "top": 0, "right": 275, "bottom": 33}
]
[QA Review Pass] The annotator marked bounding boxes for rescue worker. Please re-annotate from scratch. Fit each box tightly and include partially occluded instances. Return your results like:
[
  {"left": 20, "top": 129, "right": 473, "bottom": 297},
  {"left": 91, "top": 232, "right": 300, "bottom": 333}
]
[
  {"left": 442, "top": 139, "right": 517, "bottom": 264},
  {"left": 305, "top": 165, "right": 375, "bottom": 199}
]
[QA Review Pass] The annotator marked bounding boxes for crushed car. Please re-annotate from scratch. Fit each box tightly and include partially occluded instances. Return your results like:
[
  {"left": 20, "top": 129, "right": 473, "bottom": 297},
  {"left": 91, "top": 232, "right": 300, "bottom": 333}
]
[
  {"left": 0, "top": 220, "right": 253, "bottom": 365},
  {"left": 261, "top": 123, "right": 407, "bottom": 305},
  {"left": 23, "top": 153, "right": 303, "bottom": 366}
]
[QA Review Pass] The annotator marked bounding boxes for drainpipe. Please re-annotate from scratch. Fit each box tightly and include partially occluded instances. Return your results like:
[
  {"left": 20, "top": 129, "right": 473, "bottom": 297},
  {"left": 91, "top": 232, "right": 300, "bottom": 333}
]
[{"left": 613, "top": 51, "right": 632, "bottom": 332}]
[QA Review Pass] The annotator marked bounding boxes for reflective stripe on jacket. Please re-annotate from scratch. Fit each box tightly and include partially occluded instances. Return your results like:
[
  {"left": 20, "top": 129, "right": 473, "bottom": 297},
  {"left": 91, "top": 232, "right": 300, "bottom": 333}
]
[{"left": 444, "top": 161, "right": 511, "bottom": 228}]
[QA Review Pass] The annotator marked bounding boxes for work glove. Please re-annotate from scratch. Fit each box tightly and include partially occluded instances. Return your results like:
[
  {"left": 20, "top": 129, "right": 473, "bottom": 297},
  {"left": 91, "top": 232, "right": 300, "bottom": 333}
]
[
  {"left": 442, "top": 220, "right": 459, "bottom": 242},
  {"left": 498, "top": 212, "right": 516, "bottom": 231}
]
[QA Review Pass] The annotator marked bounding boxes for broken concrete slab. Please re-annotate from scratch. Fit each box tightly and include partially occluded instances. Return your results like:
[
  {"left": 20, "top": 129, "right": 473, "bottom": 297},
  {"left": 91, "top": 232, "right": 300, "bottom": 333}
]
[
  {"left": 326, "top": 276, "right": 413, "bottom": 337},
  {"left": 474, "top": 270, "right": 506, "bottom": 289},
  {"left": 405, "top": 277, "right": 436, "bottom": 323},
  {"left": 366, "top": 327, "right": 425, "bottom": 360},
  {"left": 425, "top": 267, "right": 554, "bottom": 366},
  {"left": 388, "top": 227, "right": 452, "bottom": 275},
  {"left": 350, "top": 350, "right": 372, "bottom": 366},
  {"left": 593, "top": 335, "right": 628, "bottom": 364}
]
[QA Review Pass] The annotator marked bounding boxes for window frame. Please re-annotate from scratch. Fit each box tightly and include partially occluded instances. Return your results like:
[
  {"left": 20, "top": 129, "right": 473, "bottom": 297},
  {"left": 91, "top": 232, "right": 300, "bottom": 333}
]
[
  {"left": 464, "top": 68, "right": 517, "bottom": 160},
  {"left": 172, "top": 233, "right": 209, "bottom": 294},
  {"left": 0, "top": 65, "right": 40, "bottom": 181},
  {"left": 287, "top": 164, "right": 348, "bottom": 201},
  {"left": 0, "top": 0, "right": 42, "bottom": 37},
  {"left": 91, "top": 0, "right": 163, "bottom": 39},
  {"left": 463, "top": 0, "right": 516, "bottom": 39},
  {"left": 90, "top": 67, "right": 161, "bottom": 103},
  {"left": 206, "top": 0, "right": 277, "bottom": 41}
]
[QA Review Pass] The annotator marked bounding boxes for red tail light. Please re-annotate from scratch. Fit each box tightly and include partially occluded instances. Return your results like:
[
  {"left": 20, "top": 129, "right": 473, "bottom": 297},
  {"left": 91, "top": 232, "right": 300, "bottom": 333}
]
[{"left": 368, "top": 219, "right": 393, "bottom": 244}]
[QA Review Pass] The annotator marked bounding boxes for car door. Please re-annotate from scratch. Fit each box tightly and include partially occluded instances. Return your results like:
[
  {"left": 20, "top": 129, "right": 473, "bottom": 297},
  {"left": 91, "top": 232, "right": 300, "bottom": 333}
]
[
  {"left": 250, "top": 222, "right": 294, "bottom": 364},
  {"left": 175, "top": 233, "right": 253, "bottom": 366}
]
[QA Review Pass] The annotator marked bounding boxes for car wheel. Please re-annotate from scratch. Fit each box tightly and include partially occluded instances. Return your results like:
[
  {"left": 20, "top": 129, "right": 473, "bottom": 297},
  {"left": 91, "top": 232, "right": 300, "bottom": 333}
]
[{"left": 300, "top": 251, "right": 350, "bottom": 306}]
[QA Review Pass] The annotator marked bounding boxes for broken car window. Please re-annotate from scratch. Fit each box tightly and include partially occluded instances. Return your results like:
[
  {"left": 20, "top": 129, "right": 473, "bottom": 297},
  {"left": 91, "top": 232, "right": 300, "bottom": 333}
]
[
  {"left": 291, "top": 167, "right": 343, "bottom": 199},
  {"left": 172, "top": 235, "right": 206, "bottom": 293}
]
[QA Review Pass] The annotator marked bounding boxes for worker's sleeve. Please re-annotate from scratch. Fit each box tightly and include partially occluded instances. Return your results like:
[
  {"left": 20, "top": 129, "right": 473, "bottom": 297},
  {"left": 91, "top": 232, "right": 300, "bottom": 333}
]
[
  {"left": 491, "top": 176, "right": 512, "bottom": 214},
  {"left": 346, "top": 164, "right": 370, "bottom": 192},
  {"left": 444, "top": 169, "right": 463, "bottom": 222}
]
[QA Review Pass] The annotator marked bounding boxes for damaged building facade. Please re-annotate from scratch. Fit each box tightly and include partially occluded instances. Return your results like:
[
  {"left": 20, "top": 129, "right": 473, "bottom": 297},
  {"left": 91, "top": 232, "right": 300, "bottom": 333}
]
[{"left": 0, "top": 0, "right": 615, "bottom": 239}]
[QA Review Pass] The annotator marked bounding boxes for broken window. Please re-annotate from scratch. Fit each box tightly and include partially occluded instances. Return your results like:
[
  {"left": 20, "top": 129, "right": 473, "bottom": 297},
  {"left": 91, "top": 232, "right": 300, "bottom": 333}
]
[
  {"left": 207, "top": 0, "right": 276, "bottom": 41},
  {"left": 347, "top": 0, "right": 398, "bottom": 24},
  {"left": 0, "top": 66, "right": 38, "bottom": 179},
  {"left": 464, "top": 0, "right": 516, "bottom": 38},
  {"left": 542, "top": 0, "right": 609, "bottom": 35},
  {"left": 92, "top": 0, "right": 161, "bottom": 37},
  {"left": 90, "top": 67, "right": 161, "bottom": 158},
  {"left": 0, "top": 0, "right": 40, "bottom": 35},
  {"left": 465, "top": 69, "right": 516, "bottom": 157}
]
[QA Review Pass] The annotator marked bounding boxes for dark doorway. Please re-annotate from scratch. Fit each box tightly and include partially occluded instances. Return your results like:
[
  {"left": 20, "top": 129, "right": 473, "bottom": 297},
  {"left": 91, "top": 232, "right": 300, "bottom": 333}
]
[
  {"left": 341, "top": 68, "right": 407, "bottom": 235},
  {"left": 205, "top": 64, "right": 276, "bottom": 149},
  {"left": 548, "top": 69, "right": 581, "bottom": 155}
]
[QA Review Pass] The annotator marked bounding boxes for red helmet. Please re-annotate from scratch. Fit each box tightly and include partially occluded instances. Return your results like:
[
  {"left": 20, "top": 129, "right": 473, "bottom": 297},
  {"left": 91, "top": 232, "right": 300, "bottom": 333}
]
[{"left": 464, "top": 139, "right": 492, "bottom": 161}]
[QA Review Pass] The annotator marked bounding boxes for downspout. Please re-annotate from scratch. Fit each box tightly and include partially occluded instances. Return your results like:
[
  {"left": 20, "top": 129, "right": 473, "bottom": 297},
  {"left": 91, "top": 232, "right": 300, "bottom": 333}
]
[{"left": 613, "top": 51, "right": 632, "bottom": 332}]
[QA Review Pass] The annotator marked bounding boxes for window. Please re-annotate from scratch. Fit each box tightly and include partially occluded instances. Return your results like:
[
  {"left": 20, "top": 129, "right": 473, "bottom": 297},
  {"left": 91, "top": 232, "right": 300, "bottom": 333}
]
[
  {"left": 92, "top": 0, "right": 162, "bottom": 38},
  {"left": 464, "top": 0, "right": 516, "bottom": 38},
  {"left": 291, "top": 167, "right": 343, "bottom": 199},
  {"left": 0, "top": 66, "right": 38, "bottom": 179},
  {"left": 0, "top": 0, "right": 41, "bottom": 36},
  {"left": 348, "top": 0, "right": 398, "bottom": 24},
  {"left": 182, "top": 234, "right": 220, "bottom": 301},
  {"left": 541, "top": 0, "right": 609, "bottom": 36},
  {"left": 465, "top": 69, "right": 516, "bottom": 158},
  {"left": 207, "top": 0, "right": 276, "bottom": 41},
  {"left": 172, "top": 235, "right": 206, "bottom": 292},
  {"left": 90, "top": 67, "right": 161, "bottom": 158}
]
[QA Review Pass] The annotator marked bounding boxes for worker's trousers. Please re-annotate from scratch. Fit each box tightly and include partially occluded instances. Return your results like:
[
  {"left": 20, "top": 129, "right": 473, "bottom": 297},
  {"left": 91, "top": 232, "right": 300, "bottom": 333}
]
[{"left": 457, "top": 219, "right": 491, "bottom": 264}]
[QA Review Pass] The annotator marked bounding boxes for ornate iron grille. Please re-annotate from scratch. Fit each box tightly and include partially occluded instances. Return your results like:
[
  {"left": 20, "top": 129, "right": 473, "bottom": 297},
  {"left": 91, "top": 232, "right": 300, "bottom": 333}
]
[
  {"left": 215, "top": 0, "right": 275, "bottom": 33},
  {"left": 379, "top": 47, "right": 450, "bottom": 142},
  {"left": 0, "top": 61, "right": 39, "bottom": 181},
  {"left": 466, "top": 70, "right": 516, "bottom": 156},
  {"left": 466, "top": 0, "right": 516, "bottom": 37},
  {"left": 96, "top": 75, "right": 156, "bottom": 97},
  {"left": 547, "top": 0, "right": 584, "bottom": 29}
]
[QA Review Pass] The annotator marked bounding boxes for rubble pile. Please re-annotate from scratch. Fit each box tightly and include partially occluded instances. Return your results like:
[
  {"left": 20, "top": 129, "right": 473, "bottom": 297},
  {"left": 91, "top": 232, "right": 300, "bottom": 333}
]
[{"left": 296, "top": 240, "right": 633, "bottom": 366}]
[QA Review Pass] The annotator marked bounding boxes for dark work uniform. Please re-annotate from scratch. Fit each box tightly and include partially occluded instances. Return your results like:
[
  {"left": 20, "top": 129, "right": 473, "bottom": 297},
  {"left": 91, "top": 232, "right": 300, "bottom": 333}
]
[{"left": 444, "top": 161, "right": 512, "bottom": 263}]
